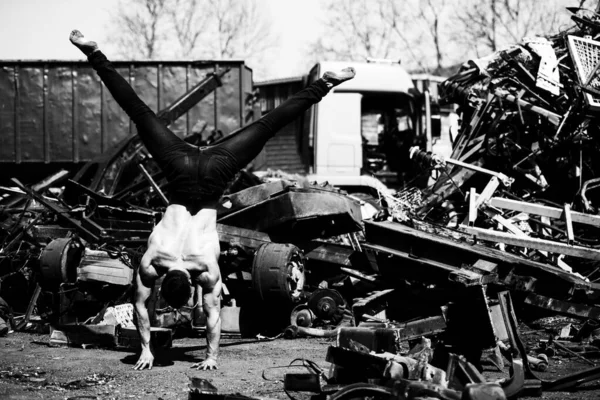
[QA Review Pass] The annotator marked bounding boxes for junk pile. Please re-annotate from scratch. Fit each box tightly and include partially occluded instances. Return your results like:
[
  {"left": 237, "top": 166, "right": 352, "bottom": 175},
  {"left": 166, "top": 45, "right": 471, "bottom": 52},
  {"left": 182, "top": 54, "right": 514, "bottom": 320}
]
[
  {"left": 0, "top": 66, "right": 369, "bottom": 347},
  {"left": 7, "top": 5, "right": 600, "bottom": 399},
  {"left": 413, "top": 5, "right": 600, "bottom": 261},
  {"left": 393, "top": 5, "right": 600, "bottom": 323}
]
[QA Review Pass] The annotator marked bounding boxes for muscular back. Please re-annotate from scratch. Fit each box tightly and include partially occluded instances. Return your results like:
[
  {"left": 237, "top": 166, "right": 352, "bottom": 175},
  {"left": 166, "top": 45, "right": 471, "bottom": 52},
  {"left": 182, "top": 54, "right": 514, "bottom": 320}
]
[
  {"left": 133, "top": 203, "right": 223, "bottom": 371},
  {"left": 142, "top": 204, "right": 220, "bottom": 277}
]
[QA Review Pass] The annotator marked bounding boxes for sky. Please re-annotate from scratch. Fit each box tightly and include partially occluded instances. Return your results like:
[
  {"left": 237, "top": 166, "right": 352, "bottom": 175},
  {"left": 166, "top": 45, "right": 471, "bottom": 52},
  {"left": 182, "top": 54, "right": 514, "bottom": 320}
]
[{"left": 0, "top": 0, "right": 323, "bottom": 79}]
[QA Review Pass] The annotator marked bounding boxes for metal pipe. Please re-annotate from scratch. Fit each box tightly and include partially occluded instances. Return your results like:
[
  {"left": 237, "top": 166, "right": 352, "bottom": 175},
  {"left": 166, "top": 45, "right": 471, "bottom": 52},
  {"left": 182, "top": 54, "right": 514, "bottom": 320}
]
[
  {"left": 136, "top": 162, "right": 169, "bottom": 206},
  {"left": 425, "top": 90, "right": 432, "bottom": 152},
  {"left": 409, "top": 146, "right": 513, "bottom": 186}
]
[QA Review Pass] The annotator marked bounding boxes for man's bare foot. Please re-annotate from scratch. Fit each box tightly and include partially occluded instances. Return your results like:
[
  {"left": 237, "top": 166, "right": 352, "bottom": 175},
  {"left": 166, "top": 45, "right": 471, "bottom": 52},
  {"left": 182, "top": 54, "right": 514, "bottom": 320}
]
[
  {"left": 322, "top": 67, "right": 356, "bottom": 88},
  {"left": 69, "top": 30, "right": 99, "bottom": 56}
]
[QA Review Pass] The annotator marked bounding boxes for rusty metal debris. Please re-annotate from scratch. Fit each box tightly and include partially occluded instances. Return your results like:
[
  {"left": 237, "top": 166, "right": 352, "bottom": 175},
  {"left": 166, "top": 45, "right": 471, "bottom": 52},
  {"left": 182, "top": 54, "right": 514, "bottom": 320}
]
[{"left": 6, "top": 6, "right": 600, "bottom": 400}]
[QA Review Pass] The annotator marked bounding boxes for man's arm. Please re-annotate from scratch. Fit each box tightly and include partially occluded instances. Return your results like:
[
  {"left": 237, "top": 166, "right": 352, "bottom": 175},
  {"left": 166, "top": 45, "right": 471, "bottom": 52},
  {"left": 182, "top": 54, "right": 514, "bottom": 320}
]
[
  {"left": 133, "top": 258, "right": 155, "bottom": 370},
  {"left": 192, "top": 264, "right": 222, "bottom": 370}
]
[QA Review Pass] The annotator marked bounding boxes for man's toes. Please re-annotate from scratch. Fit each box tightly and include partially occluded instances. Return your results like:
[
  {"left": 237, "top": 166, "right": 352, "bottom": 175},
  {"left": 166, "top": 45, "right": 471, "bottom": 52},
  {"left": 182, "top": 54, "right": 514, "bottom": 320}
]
[{"left": 70, "top": 30, "right": 82, "bottom": 41}]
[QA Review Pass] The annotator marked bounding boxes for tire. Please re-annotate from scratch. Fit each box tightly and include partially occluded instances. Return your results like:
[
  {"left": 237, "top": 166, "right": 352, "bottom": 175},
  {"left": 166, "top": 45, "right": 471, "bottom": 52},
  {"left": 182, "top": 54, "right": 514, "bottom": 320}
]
[
  {"left": 39, "top": 238, "right": 83, "bottom": 290},
  {"left": 251, "top": 243, "right": 305, "bottom": 304}
]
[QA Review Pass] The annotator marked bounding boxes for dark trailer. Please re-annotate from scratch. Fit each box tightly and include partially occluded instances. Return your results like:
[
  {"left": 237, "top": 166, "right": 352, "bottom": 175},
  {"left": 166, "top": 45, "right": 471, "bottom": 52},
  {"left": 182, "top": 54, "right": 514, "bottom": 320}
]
[{"left": 0, "top": 59, "right": 254, "bottom": 184}]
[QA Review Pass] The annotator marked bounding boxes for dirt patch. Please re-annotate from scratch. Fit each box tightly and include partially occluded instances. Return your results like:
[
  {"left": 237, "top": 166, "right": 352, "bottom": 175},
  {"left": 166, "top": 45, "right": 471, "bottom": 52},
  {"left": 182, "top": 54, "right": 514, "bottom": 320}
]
[
  {"left": 1, "top": 331, "right": 600, "bottom": 399},
  {"left": 0, "top": 332, "right": 333, "bottom": 400}
]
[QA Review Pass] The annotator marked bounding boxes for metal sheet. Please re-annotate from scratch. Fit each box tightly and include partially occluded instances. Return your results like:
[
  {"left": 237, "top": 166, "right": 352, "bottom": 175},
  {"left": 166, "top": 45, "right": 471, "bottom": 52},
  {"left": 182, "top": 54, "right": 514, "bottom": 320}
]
[
  {"left": 0, "top": 66, "right": 16, "bottom": 162},
  {"left": 18, "top": 67, "right": 44, "bottom": 162},
  {"left": 133, "top": 65, "right": 158, "bottom": 113},
  {"left": 217, "top": 64, "right": 241, "bottom": 133},
  {"left": 242, "top": 66, "right": 254, "bottom": 125},
  {"left": 75, "top": 65, "right": 102, "bottom": 161},
  {"left": 160, "top": 65, "right": 187, "bottom": 137},
  {"left": 47, "top": 67, "right": 73, "bottom": 161},
  {"left": 104, "top": 66, "right": 131, "bottom": 151},
  {"left": 132, "top": 65, "right": 158, "bottom": 148},
  {"left": 0, "top": 60, "right": 251, "bottom": 165},
  {"left": 188, "top": 65, "right": 217, "bottom": 135},
  {"left": 218, "top": 188, "right": 362, "bottom": 238}
]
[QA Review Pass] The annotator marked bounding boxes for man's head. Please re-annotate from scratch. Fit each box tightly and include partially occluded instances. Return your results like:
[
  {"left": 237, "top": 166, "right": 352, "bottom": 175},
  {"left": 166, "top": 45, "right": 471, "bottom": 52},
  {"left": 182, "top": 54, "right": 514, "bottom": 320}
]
[{"left": 160, "top": 269, "right": 192, "bottom": 309}]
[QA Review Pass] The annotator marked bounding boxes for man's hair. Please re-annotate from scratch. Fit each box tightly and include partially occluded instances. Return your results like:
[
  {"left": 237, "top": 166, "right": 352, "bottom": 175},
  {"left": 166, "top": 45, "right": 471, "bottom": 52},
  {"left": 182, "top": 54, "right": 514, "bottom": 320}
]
[{"left": 160, "top": 270, "right": 192, "bottom": 309}]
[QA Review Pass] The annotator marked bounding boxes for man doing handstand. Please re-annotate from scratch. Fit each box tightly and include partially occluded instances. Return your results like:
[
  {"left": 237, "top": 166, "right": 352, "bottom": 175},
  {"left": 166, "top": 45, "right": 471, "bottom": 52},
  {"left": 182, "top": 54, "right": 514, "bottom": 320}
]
[{"left": 69, "top": 30, "right": 355, "bottom": 371}]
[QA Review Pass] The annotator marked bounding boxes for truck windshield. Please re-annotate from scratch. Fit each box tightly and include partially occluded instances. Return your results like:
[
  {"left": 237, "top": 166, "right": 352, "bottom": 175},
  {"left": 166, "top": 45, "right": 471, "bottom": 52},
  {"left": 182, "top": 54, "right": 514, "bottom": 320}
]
[{"left": 360, "top": 92, "right": 420, "bottom": 186}]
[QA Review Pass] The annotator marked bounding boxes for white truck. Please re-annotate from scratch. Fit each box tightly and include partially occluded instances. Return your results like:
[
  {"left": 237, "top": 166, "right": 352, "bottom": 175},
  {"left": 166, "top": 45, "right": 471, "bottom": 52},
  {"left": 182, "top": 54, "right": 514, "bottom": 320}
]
[{"left": 255, "top": 60, "right": 447, "bottom": 199}]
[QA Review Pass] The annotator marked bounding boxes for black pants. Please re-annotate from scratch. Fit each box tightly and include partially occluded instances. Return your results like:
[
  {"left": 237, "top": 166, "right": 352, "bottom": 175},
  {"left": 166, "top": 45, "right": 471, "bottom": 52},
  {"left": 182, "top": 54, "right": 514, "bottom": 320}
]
[{"left": 88, "top": 51, "right": 330, "bottom": 208}]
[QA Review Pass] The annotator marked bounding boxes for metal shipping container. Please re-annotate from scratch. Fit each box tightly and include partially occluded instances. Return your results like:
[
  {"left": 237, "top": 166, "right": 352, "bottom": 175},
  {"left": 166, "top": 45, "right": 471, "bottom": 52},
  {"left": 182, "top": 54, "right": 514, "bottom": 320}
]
[{"left": 0, "top": 60, "right": 253, "bottom": 165}]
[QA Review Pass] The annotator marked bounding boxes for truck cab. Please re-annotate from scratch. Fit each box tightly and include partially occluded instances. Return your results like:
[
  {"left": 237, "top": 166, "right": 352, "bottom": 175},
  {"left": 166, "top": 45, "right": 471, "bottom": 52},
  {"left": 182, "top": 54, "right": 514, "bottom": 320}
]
[
  {"left": 304, "top": 61, "right": 440, "bottom": 194},
  {"left": 254, "top": 61, "right": 443, "bottom": 197}
]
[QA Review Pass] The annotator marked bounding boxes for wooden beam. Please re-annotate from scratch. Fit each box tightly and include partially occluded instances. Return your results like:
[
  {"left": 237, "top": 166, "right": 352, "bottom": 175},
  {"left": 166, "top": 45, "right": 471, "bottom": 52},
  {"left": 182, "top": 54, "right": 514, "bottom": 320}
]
[
  {"left": 476, "top": 177, "right": 501, "bottom": 208},
  {"left": 468, "top": 187, "right": 477, "bottom": 226},
  {"left": 476, "top": 196, "right": 600, "bottom": 228},
  {"left": 459, "top": 224, "right": 600, "bottom": 261},
  {"left": 564, "top": 203, "right": 574, "bottom": 245}
]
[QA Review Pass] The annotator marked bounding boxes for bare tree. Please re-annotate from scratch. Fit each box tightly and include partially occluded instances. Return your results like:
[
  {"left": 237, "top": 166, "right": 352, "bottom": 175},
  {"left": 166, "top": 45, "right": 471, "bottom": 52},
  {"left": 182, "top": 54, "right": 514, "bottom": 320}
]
[
  {"left": 106, "top": 0, "right": 277, "bottom": 76},
  {"left": 312, "top": 0, "right": 446, "bottom": 72},
  {"left": 383, "top": 0, "right": 430, "bottom": 71},
  {"left": 108, "top": 0, "right": 170, "bottom": 59},
  {"left": 310, "top": 0, "right": 399, "bottom": 63},
  {"left": 452, "top": 0, "right": 587, "bottom": 58},
  {"left": 417, "top": 0, "right": 449, "bottom": 71},
  {"left": 167, "top": 0, "right": 210, "bottom": 58},
  {"left": 206, "top": 0, "right": 276, "bottom": 60},
  {"left": 312, "top": 0, "right": 596, "bottom": 74}
]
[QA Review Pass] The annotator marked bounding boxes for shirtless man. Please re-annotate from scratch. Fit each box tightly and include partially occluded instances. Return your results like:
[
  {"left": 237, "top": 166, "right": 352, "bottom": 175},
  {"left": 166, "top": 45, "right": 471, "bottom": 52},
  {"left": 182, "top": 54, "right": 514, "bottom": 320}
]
[{"left": 69, "top": 30, "right": 355, "bottom": 371}]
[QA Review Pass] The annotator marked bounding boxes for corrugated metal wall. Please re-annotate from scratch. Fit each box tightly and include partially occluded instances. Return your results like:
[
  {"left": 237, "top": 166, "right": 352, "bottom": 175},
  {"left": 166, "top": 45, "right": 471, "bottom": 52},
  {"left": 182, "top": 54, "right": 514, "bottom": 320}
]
[
  {"left": 255, "top": 77, "right": 307, "bottom": 173},
  {"left": 0, "top": 60, "right": 253, "bottom": 164}
]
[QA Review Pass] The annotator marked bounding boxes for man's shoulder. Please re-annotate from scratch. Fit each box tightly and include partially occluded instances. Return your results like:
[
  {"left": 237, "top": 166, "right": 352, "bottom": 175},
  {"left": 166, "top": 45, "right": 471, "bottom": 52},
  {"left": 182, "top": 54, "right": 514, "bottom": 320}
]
[{"left": 139, "top": 262, "right": 161, "bottom": 281}]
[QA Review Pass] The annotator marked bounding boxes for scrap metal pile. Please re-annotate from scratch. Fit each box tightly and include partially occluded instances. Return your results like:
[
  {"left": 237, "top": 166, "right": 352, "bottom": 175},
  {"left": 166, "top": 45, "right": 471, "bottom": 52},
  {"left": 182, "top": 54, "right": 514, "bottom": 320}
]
[
  {"left": 410, "top": 6, "right": 600, "bottom": 267},
  {"left": 395, "top": 6, "right": 600, "bottom": 317},
  {"left": 8, "top": 7, "right": 600, "bottom": 400}
]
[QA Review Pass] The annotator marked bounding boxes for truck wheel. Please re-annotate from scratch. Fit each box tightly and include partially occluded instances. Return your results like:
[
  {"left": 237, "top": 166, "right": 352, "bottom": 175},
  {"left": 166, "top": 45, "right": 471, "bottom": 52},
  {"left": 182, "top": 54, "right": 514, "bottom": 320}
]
[
  {"left": 39, "top": 238, "right": 83, "bottom": 290},
  {"left": 252, "top": 243, "right": 305, "bottom": 304}
]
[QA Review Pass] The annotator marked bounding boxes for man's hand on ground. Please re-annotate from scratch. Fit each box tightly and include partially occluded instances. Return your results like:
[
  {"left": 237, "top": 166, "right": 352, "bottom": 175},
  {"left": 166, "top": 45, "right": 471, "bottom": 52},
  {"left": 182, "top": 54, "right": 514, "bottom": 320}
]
[
  {"left": 192, "top": 357, "right": 218, "bottom": 371},
  {"left": 134, "top": 348, "right": 154, "bottom": 370}
]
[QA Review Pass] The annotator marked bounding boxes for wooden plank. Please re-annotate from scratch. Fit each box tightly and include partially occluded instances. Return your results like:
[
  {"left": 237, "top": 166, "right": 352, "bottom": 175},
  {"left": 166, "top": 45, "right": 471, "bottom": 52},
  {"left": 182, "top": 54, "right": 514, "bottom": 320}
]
[
  {"left": 362, "top": 242, "right": 459, "bottom": 274},
  {"left": 564, "top": 203, "right": 574, "bottom": 244},
  {"left": 524, "top": 293, "right": 600, "bottom": 320},
  {"left": 77, "top": 249, "right": 133, "bottom": 285},
  {"left": 49, "top": 324, "right": 118, "bottom": 348},
  {"left": 365, "top": 220, "right": 589, "bottom": 285},
  {"left": 459, "top": 224, "right": 600, "bottom": 261},
  {"left": 15, "top": 284, "right": 41, "bottom": 330},
  {"left": 468, "top": 187, "right": 477, "bottom": 226},
  {"left": 479, "top": 196, "right": 600, "bottom": 227}
]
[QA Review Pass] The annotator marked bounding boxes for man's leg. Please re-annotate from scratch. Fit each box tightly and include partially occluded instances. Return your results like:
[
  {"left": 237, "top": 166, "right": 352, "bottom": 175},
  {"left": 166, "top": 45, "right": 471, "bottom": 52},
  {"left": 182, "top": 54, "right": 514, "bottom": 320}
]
[
  {"left": 214, "top": 69, "right": 355, "bottom": 169},
  {"left": 69, "top": 30, "right": 189, "bottom": 168}
]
